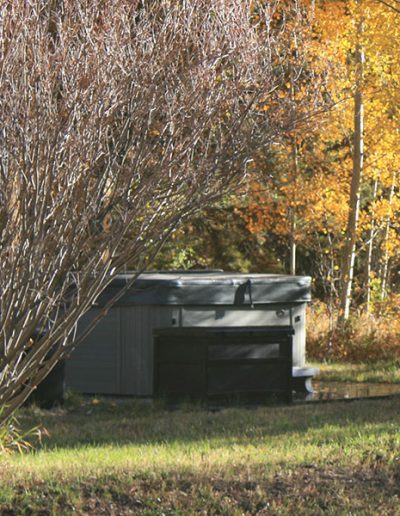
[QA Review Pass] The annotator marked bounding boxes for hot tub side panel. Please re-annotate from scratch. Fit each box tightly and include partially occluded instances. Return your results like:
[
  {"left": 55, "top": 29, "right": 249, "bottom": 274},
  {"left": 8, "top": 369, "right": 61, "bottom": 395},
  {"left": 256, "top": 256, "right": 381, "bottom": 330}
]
[
  {"left": 66, "top": 305, "right": 176, "bottom": 396},
  {"left": 65, "top": 307, "right": 122, "bottom": 395},
  {"left": 66, "top": 302, "right": 306, "bottom": 396}
]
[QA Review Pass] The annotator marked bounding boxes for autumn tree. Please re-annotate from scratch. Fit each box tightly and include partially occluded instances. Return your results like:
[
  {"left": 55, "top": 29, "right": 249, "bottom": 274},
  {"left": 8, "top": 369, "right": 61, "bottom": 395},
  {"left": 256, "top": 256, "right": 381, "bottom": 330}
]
[
  {"left": 0, "top": 0, "right": 316, "bottom": 423},
  {"left": 237, "top": 0, "right": 400, "bottom": 323},
  {"left": 235, "top": 1, "right": 336, "bottom": 276},
  {"left": 319, "top": 0, "right": 400, "bottom": 319}
]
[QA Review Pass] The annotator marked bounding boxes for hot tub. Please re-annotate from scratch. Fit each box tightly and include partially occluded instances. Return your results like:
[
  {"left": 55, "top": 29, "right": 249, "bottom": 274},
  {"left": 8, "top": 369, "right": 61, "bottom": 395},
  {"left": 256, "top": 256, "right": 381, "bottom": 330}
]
[{"left": 65, "top": 271, "right": 314, "bottom": 396}]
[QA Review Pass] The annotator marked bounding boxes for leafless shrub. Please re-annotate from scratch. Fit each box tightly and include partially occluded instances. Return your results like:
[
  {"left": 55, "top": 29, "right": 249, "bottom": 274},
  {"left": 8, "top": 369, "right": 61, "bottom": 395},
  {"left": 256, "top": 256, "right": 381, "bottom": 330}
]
[{"left": 0, "top": 0, "right": 321, "bottom": 422}]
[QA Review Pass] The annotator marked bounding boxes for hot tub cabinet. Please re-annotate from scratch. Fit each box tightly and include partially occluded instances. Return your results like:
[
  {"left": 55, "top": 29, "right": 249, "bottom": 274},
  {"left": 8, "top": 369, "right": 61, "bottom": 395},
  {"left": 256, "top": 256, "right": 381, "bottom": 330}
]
[
  {"left": 154, "top": 326, "right": 294, "bottom": 403},
  {"left": 65, "top": 272, "right": 313, "bottom": 396}
]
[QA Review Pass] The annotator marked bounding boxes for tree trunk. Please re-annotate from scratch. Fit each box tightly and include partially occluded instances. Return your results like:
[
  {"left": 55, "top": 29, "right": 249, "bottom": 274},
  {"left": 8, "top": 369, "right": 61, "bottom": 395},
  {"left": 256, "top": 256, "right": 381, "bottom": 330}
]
[
  {"left": 289, "top": 208, "right": 297, "bottom": 276},
  {"left": 380, "top": 171, "right": 396, "bottom": 299},
  {"left": 289, "top": 136, "right": 298, "bottom": 276},
  {"left": 289, "top": 54, "right": 298, "bottom": 277},
  {"left": 365, "top": 179, "right": 378, "bottom": 314},
  {"left": 339, "top": 9, "right": 364, "bottom": 322}
]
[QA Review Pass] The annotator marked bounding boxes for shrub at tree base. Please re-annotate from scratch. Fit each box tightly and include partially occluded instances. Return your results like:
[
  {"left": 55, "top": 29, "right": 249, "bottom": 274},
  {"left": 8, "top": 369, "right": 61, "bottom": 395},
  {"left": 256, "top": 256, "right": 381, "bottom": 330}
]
[{"left": 307, "top": 301, "right": 400, "bottom": 363}]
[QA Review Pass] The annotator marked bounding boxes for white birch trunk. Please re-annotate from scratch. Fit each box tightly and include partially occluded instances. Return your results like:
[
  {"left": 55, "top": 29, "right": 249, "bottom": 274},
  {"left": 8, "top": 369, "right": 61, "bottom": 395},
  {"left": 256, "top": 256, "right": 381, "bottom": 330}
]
[
  {"left": 380, "top": 171, "right": 396, "bottom": 299},
  {"left": 365, "top": 179, "right": 378, "bottom": 314},
  {"left": 340, "top": 11, "right": 364, "bottom": 322},
  {"left": 289, "top": 138, "right": 298, "bottom": 276}
]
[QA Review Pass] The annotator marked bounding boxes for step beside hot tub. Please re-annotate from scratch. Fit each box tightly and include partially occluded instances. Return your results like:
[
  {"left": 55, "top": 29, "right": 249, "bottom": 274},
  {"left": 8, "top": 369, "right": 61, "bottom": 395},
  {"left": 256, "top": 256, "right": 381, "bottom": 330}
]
[{"left": 65, "top": 271, "right": 318, "bottom": 396}]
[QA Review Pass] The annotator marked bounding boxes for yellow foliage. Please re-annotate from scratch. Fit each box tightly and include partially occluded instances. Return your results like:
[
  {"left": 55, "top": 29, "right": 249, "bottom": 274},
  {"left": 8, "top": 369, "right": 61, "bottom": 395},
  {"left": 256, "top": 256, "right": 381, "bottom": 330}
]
[{"left": 239, "top": 0, "right": 400, "bottom": 283}]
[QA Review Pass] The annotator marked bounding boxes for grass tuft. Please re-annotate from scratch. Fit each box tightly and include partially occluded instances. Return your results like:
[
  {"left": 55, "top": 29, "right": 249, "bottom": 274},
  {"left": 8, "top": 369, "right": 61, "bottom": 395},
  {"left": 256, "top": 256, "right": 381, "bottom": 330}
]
[{"left": 0, "top": 406, "right": 45, "bottom": 456}]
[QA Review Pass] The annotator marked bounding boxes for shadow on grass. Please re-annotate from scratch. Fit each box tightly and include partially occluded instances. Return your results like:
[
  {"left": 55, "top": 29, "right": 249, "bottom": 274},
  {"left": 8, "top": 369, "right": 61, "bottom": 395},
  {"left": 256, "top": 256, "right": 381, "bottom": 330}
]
[
  {"left": 17, "top": 394, "right": 400, "bottom": 451},
  {"left": 3, "top": 462, "right": 400, "bottom": 515}
]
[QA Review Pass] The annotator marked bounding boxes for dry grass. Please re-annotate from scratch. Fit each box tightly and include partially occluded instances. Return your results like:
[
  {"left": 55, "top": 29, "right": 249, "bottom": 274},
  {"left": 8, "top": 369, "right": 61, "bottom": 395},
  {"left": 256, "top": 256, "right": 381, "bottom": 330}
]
[
  {"left": 312, "top": 361, "right": 400, "bottom": 384},
  {"left": 307, "top": 301, "right": 400, "bottom": 363}
]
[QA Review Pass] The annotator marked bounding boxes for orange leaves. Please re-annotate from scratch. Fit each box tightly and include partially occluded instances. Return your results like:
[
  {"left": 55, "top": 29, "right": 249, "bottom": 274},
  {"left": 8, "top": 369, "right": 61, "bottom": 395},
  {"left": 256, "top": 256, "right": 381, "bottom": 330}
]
[{"left": 236, "top": 0, "right": 400, "bottom": 306}]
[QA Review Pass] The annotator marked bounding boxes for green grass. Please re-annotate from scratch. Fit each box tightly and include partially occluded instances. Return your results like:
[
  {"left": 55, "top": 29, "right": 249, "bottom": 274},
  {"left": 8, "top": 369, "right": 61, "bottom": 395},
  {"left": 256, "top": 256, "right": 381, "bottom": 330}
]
[
  {"left": 1, "top": 395, "right": 400, "bottom": 514},
  {"left": 312, "top": 360, "right": 400, "bottom": 384}
]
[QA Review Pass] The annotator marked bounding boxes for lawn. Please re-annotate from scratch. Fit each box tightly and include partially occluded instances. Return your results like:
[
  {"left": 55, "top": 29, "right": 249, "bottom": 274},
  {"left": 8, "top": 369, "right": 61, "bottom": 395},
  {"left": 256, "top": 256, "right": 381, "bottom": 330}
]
[
  {"left": 4, "top": 311, "right": 398, "bottom": 514},
  {"left": 1, "top": 387, "right": 400, "bottom": 514}
]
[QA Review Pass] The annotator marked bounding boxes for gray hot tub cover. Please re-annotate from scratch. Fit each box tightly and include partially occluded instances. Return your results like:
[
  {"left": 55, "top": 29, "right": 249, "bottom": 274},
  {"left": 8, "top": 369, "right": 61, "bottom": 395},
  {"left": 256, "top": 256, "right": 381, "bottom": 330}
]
[{"left": 94, "top": 272, "right": 311, "bottom": 306}]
